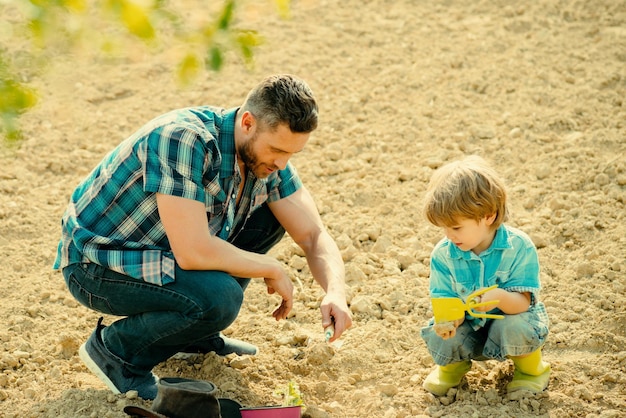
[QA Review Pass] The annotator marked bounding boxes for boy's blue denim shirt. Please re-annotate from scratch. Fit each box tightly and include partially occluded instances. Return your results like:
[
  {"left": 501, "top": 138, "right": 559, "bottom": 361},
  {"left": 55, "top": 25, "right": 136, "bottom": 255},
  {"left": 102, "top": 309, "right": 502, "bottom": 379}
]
[{"left": 429, "top": 224, "right": 549, "bottom": 330}]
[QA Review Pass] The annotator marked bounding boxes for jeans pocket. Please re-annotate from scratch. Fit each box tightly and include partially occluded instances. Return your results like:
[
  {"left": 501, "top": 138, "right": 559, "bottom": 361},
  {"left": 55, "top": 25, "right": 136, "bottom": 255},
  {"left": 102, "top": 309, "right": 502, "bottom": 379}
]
[{"left": 64, "top": 265, "right": 117, "bottom": 315}]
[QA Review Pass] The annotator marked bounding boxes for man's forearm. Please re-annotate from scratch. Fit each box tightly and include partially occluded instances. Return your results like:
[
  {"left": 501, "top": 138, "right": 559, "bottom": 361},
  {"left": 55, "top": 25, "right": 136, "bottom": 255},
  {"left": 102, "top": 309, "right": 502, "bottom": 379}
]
[
  {"left": 301, "top": 231, "right": 346, "bottom": 295},
  {"left": 177, "top": 233, "right": 282, "bottom": 279}
]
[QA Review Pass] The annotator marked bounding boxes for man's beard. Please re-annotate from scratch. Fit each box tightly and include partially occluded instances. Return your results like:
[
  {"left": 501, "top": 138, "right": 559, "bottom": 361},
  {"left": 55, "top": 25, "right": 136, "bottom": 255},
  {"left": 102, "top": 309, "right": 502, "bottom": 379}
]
[
  {"left": 237, "top": 133, "right": 276, "bottom": 178},
  {"left": 237, "top": 134, "right": 258, "bottom": 174}
]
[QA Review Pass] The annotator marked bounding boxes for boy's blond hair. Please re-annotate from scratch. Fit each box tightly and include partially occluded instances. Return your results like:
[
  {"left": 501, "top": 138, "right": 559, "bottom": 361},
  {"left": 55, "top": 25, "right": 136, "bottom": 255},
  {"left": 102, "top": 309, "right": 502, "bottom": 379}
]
[{"left": 423, "top": 155, "right": 508, "bottom": 229}]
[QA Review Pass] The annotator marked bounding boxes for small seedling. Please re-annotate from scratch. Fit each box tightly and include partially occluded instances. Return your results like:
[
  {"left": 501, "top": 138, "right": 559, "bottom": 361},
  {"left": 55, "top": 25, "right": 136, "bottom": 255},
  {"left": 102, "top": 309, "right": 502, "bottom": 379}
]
[{"left": 275, "top": 380, "right": 305, "bottom": 407}]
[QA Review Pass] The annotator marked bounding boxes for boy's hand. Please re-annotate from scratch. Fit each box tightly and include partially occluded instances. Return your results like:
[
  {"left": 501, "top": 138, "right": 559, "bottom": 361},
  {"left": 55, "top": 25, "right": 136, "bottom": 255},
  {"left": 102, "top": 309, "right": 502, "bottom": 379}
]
[
  {"left": 470, "top": 288, "right": 532, "bottom": 314},
  {"left": 470, "top": 288, "right": 499, "bottom": 312},
  {"left": 433, "top": 318, "right": 464, "bottom": 339}
]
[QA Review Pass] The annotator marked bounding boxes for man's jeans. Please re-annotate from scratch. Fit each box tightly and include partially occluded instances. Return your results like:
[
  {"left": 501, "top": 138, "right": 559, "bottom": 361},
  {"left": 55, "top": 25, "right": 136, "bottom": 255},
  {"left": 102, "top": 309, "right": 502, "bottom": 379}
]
[
  {"left": 421, "top": 307, "right": 549, "bottom": 365},
  {"left": 62, "top": 204, "right": 285, "bottom": 371}
]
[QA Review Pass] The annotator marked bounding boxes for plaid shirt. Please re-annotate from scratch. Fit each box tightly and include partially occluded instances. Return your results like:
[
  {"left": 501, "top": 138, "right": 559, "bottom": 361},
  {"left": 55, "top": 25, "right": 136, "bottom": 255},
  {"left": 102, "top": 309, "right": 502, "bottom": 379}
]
[
  {"left": 428, "top": 224, "right": 549, "bottom": 330},
  {"left": 53, "top": 106, "right": 302, "bottom": 285}
]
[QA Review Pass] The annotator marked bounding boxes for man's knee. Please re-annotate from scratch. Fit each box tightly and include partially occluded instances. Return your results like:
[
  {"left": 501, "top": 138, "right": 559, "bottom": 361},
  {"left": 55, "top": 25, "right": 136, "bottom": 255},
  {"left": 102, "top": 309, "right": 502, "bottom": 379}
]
[{"left": 174, "top": 269, "right": 244, "bottom": 325}]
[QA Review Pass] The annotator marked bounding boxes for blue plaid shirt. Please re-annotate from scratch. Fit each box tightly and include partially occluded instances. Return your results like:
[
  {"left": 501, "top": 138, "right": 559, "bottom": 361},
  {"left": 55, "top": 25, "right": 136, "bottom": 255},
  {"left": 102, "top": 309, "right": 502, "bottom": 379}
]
[
  {"left": 53, "top": 106, "right": 302, "bottom": 285},
  {"left": 428, "top": 224, "right": 549, "bottom": 330}
]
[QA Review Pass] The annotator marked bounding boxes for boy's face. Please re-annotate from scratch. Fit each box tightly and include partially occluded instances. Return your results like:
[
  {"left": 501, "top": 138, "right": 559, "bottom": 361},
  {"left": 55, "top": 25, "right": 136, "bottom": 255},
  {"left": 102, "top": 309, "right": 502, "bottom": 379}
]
[{"left": 441, "top": 215, "right": 496, "bottom": 255}]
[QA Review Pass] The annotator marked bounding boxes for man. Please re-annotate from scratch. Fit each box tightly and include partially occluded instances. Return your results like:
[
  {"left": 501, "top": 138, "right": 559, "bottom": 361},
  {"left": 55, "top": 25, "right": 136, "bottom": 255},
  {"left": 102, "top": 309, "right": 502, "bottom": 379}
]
[{"left": 53, "top": 74, "right": 352, "bottom": 400}]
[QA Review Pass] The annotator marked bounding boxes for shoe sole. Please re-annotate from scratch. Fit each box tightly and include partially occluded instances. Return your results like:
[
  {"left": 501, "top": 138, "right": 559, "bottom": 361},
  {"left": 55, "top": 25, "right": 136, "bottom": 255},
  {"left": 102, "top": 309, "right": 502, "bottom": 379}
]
[
  {"left": 506, "top": 367, "right": 551, "bottom": 393},
  {"left": 506, "top": 380, "right": 549, "bottom": 393},
  {"left": 79, "top": 342, "right": 121, "bottom": 394},
  {"left": 170, "top": 352, "right": 201, "bottom": 360}
]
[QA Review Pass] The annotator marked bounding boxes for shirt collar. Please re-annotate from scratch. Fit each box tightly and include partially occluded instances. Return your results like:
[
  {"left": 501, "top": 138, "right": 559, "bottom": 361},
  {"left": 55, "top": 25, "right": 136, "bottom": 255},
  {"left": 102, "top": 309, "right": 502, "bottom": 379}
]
[
  {"left": 490, "top": 224, "right": 512, "bottom": 250},
  {"left": 217, "top": 107, "right": 278, "bottom": 187},
  {"left": 216, "top": 107, "right": 238, "bottom": 178}
]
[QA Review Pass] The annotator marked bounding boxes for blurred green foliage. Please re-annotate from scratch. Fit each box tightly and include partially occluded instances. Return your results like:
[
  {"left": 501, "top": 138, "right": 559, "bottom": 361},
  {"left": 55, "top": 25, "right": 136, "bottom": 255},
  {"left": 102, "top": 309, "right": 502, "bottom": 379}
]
[
  {"left": 0, "top": 0, "right": 289, "bottom": 142},
  {"left": 0, "top": 56, "right": 38, "bottom": 142}
]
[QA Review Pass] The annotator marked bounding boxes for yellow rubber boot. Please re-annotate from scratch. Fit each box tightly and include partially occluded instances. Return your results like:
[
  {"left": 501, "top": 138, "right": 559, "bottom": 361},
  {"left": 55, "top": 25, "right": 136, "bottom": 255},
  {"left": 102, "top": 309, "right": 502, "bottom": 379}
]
[
  {"left": 422, "top": 360, "right": 471, "bottom": 396},
  {"left": 507, "top": 349, "right": 551, "bottom": 393}
]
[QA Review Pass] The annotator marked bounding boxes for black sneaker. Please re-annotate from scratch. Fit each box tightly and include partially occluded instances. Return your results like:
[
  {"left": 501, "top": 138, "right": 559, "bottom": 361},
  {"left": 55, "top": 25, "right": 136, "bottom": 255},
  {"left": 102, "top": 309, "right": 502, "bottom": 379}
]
[
  {"left": 79, "top": 318, "right": 158, "bottom": 400},
  {"left": 182, "top": 333, "right": 258, "bottom": 357}
]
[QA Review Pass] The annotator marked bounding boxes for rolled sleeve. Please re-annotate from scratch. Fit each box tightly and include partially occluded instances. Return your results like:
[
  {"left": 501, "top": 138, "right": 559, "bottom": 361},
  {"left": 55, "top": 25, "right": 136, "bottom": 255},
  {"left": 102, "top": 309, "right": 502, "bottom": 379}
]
[{"left": 143, "top": 125, "right": 207, "bottom": 203}]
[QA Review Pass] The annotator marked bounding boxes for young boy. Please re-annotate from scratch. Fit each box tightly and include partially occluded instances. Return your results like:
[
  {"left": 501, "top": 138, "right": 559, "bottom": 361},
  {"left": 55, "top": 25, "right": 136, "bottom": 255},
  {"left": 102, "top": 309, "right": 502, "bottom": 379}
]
[{"left": 420, "top": 155, "right": 550, "bottom": 396}]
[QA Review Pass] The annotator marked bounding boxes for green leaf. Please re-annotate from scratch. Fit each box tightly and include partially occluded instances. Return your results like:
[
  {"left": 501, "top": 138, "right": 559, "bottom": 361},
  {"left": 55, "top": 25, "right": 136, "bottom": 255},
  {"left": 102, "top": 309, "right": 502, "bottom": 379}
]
[
  {"left": 0, "top": 79, "right": 38, "bottom": 142},
  {"left": 177, "top": 53, "right": 200, "bottom": 85},
  {"left": 61, "top": 0, "right": 87, "bottom": 13},
  {"left": 217, "top": 0, "right": 234, "bottom": 31},
  {"left": 0, "top": 79, "right": 38, "bottom": 114},
  {"left": 206, "top": 46, "right": 223, "bottom": 71},
  {"left": 27, "top": 16, "right": 46, "bottom": 46},
  {"left": 275, "top": 0, "right": 291, "bottom": 19},
  {"left": 119, "top": 0, "right": 155, "bottom": 39},
  {"left": 235, "top": 30, "right": 263, "bottom": 66},
  {"left": 275, "top": 380, "right": 305, "bottom": 407}
]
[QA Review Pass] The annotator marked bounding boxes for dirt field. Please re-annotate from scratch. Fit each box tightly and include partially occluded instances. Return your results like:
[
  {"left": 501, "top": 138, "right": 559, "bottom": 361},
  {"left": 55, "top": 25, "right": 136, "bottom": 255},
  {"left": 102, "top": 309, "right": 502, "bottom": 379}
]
[{"left": 1, "top": 0, "right": 625, "bottom": 417}]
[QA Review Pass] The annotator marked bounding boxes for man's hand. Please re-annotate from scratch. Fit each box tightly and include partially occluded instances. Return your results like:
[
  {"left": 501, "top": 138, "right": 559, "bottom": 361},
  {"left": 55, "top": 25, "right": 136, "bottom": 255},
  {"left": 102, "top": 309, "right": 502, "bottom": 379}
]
[
  {"left": 268, "top": 188, "right": 353, "bottom": 341},
  {"left": 263, "top": 266, "right": 295, "bottom": 321},
  {"left": 320, "top": 293, "right": 352, "bottom": 342}
]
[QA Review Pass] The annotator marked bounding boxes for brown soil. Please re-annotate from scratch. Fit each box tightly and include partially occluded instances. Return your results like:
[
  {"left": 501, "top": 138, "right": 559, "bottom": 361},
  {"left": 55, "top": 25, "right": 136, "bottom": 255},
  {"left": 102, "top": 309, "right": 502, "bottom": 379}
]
[{"left": 1, "top": 0, "right": 625, "bottom": 417}]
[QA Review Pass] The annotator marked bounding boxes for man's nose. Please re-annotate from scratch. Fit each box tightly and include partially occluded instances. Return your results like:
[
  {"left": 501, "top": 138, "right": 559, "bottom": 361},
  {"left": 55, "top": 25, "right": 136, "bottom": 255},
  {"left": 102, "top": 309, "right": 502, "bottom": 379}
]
[{"left": 274, "top": 156, "right": 289, "bottom": 170}]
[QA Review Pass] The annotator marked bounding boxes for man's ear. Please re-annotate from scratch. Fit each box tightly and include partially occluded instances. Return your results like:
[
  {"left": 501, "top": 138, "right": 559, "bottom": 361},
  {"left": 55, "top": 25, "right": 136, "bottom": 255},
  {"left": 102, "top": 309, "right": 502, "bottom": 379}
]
[
  {"left": 485, "top": 213, "right": 497, "bottom": 226},
  {"left": 240, "top": 111, "right": 256, "bottom": 134}
]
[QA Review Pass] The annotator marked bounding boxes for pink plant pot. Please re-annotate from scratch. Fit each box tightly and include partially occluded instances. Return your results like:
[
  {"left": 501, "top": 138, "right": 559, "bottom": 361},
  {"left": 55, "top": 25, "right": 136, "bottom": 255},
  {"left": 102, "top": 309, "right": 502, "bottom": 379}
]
[{"left": 240, "top": 405, "right": 302, "bottom": 418}]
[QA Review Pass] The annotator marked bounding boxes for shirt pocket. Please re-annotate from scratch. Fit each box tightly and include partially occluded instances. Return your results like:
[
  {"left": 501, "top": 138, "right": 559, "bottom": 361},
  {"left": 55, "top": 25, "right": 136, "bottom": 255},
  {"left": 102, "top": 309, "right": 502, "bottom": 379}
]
[
  {"left": 490, "top": 270, "right": 511, "bottom": 286},
  {"left": 451, "top": 273, "right": 477, "bottom": 300}
]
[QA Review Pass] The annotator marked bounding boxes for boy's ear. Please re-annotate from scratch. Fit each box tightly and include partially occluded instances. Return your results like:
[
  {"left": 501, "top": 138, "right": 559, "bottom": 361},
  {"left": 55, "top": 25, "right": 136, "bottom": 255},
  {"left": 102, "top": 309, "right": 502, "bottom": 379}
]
[{"left": 485, "top": 213, "right": 497, "bottom": 226}]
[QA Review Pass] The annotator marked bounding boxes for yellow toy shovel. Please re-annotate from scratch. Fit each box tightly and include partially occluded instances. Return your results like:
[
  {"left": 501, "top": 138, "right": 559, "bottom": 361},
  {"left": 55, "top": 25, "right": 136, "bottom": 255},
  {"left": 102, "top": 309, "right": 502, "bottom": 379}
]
[{"left": 431, "top": 285, "right": 505, "bottom": 323}]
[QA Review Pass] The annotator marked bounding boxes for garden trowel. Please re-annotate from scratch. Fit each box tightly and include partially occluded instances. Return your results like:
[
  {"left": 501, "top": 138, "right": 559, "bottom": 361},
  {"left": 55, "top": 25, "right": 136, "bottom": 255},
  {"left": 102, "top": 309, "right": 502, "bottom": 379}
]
[{"left": 431, "top": 285, "right": 505, "bottom": 323}]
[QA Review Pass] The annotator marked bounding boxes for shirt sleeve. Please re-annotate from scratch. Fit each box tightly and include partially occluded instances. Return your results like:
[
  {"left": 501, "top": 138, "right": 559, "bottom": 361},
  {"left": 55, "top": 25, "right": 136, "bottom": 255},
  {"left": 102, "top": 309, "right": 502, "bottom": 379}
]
[
  {"left": 428, "top": 242, "right": 458, "bottom": 298},
  {"left": 499, "top": 234, "right": 542, "bottom": 304},
  {"left": 142, "top": 124, "right": 207, "bottom": 203},
  {"left": 267, "top": 161, "right": 302, "bottom": 202}
]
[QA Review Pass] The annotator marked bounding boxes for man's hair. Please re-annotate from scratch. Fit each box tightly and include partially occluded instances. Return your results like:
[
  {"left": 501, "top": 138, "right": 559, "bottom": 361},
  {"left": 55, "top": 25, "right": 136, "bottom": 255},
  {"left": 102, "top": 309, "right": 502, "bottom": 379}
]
[
  {"left": 423, "top": 155, "right": 508, "bottom": 229},
  {"left": 241, "top": 74, "right": 318, "bottom": 133}
]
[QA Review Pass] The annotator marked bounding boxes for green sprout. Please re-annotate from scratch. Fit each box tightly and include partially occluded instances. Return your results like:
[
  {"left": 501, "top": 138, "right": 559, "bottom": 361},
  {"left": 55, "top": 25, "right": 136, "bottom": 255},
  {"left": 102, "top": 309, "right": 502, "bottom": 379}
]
[{"left": 275, "top": 380, "right": 305, "bottom": 407}]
